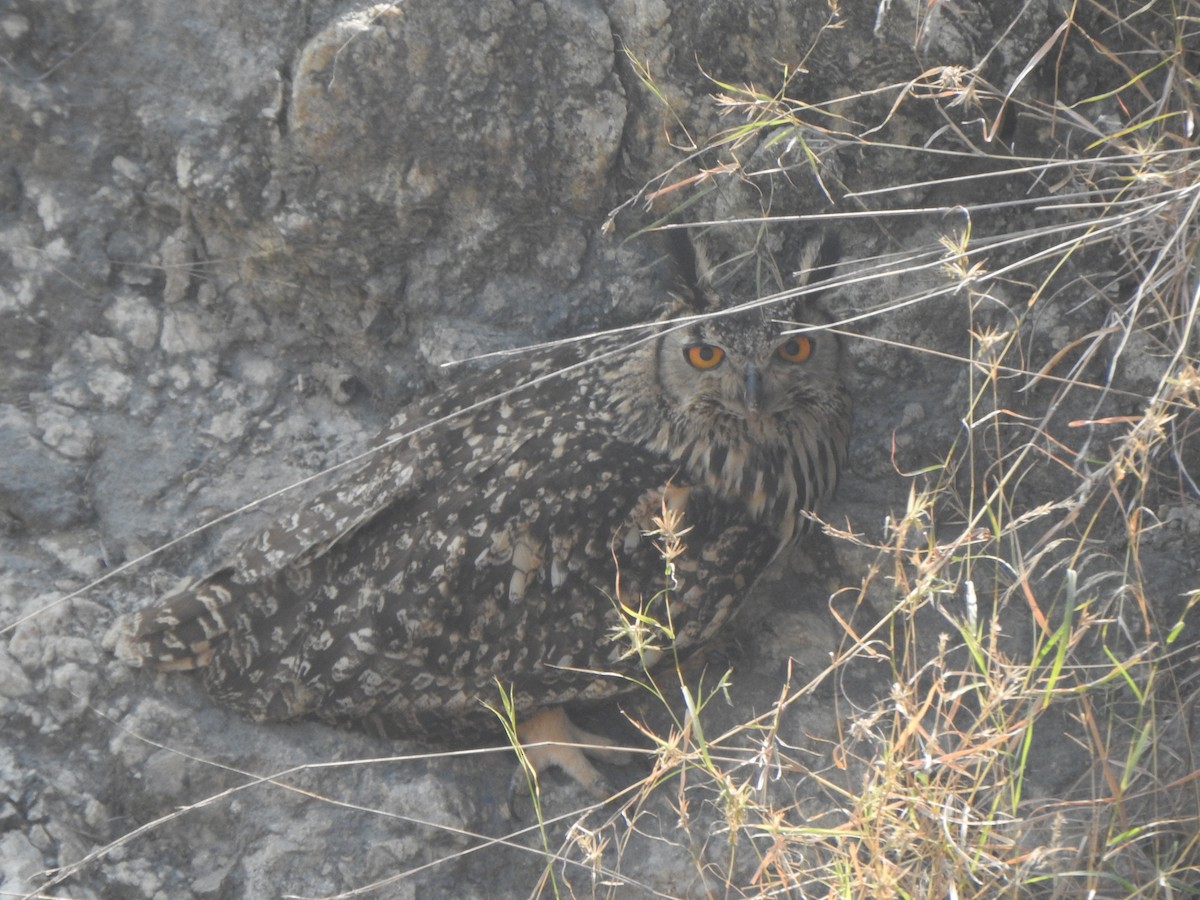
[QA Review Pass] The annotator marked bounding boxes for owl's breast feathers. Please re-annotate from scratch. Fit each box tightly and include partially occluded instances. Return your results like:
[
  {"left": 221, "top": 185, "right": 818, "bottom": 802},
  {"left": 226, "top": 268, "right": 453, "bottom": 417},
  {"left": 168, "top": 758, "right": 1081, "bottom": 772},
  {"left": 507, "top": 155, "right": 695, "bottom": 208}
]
[{"left": 117, "top": 337, "right": 836, "bottom": 741}]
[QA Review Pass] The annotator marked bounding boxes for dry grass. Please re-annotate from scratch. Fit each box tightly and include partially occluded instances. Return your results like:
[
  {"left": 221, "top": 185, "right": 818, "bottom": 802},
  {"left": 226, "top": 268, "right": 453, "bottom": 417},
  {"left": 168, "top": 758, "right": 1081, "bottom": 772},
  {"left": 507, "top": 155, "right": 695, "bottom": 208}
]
[
  {"left": 524, "top": 3, "right": 1200, "bottom": 897},
  {"left": 14, "top": 3, "right": 1200, "bottom": 898}
]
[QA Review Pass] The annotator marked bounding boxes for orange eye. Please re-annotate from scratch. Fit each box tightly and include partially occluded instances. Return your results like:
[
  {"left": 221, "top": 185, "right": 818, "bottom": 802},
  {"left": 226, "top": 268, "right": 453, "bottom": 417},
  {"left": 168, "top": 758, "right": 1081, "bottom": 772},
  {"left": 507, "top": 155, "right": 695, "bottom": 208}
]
[
  {"left": 777, "top": 336, "right": 813, "bottom": 363},
  {"left": 684, "top": 343, "right": 725, "bottom": 370}
]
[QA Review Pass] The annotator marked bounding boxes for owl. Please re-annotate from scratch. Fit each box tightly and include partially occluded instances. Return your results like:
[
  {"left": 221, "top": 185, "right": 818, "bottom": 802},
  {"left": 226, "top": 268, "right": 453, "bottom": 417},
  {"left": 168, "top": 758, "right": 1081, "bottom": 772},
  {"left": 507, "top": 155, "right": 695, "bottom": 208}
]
[{"left": 115, "top": 232, "right": 851, "bottom": 797}]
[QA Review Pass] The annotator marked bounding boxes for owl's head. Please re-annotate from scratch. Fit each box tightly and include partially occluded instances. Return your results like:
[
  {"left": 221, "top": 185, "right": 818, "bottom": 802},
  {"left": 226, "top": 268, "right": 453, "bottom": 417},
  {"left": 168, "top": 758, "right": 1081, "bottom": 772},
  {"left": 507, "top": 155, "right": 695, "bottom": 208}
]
[{"left": 648, "top": 230, "right": 851, "bottom": 543}]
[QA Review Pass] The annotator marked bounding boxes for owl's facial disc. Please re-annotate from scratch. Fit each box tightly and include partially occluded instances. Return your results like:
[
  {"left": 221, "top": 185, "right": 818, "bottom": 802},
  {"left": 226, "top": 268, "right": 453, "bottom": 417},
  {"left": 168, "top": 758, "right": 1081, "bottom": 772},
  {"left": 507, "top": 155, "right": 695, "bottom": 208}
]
[{"left": 679, "top": 336, "right": 816, "bottom": 420}]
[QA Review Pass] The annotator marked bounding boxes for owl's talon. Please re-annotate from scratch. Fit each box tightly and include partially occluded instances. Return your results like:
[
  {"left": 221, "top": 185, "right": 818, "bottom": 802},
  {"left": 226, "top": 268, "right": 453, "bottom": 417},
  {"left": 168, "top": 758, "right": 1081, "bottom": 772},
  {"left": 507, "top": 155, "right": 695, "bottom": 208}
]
[
  {"left": 590, "top": 776, "right": 616, "bottom": 801},
  {"left": 507, "top": 765, "right": 535, "bottom": 819},
  {"left": 510, "top": 707, "right": 628, "bottom": 805}
]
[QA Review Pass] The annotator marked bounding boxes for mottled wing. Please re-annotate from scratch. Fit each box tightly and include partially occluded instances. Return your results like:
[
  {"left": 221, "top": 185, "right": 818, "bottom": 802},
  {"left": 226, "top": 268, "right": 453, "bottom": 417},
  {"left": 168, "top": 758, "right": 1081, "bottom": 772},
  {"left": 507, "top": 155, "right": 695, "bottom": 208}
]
[
  {"left": 232, "top": 382, "right": 526, "bottom": 581},
  {"left": 117, "top": 365, "right": 535, "bottom": 671},
  {"left": 119, "top": 339, "right": 780, "bottom": 742},
  {"left": 200, "top": 403, "right": 771, "bottom": 740}
]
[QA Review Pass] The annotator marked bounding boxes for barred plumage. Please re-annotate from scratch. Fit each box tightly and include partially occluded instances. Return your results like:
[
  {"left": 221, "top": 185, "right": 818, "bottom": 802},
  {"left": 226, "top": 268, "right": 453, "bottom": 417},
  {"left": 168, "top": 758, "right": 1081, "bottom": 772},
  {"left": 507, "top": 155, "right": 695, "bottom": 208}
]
[{"left": 115, "top": 233, "right": 851, "bottom": 793}]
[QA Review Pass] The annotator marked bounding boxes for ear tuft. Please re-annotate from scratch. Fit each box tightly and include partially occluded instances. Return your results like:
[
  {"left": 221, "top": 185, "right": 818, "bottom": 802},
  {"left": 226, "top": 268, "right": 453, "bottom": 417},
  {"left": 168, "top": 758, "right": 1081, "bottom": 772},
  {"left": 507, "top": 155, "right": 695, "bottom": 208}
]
[
  {"left": 664, "top": 228, "right": 707, "bottom": 310},
  {"left": 801, "top": 232, "right": 841, "bottom": 296}
]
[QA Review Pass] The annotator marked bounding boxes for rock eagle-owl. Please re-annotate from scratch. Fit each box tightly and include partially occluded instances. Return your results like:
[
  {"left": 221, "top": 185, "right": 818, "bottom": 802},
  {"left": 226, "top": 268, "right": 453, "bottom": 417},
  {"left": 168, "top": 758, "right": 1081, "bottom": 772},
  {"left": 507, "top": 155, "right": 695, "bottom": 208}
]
[{"left": 116, "top": 232, "right": 852, "bottom": 795}]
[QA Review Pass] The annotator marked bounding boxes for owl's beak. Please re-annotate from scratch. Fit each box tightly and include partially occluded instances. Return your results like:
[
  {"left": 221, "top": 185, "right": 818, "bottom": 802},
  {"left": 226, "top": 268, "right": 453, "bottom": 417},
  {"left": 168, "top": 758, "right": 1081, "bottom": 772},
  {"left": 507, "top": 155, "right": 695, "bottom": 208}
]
[{"left": 743, "top": 363, "right": 763, "bottom": 414}]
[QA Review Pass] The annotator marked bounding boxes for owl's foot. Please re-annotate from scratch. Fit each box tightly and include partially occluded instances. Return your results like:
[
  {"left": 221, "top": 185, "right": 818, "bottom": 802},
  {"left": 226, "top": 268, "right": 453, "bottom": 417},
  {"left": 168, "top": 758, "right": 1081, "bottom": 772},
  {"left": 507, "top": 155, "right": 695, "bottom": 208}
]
[{"left": 508, "top": 707, "right": 630, "bottom": 814}]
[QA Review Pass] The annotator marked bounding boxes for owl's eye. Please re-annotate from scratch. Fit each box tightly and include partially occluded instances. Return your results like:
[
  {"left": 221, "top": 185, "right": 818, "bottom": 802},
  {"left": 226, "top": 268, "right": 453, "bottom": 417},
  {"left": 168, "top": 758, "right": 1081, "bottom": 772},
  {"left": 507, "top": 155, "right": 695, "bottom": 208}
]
[
  {"left": 684, "top": 343, "right": 725, "bottom": 370},
  {"left": 777, "top": 336, "right": 814, "bottom": 363}
]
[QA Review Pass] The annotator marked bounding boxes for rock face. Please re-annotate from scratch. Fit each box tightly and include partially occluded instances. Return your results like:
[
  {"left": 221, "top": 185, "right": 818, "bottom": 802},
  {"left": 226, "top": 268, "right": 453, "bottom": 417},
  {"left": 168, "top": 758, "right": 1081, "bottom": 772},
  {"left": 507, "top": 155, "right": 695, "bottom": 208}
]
[{"left": 2, "top": 0, "right": 1194, "bottom": 897}]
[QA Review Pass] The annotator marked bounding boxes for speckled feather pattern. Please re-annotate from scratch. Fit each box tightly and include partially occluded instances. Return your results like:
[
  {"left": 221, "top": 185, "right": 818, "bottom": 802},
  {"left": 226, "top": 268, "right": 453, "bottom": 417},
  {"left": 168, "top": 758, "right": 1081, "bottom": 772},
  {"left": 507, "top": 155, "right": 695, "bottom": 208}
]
[{"left": 118, "top": 285, "right": 851, "bottom": 743}]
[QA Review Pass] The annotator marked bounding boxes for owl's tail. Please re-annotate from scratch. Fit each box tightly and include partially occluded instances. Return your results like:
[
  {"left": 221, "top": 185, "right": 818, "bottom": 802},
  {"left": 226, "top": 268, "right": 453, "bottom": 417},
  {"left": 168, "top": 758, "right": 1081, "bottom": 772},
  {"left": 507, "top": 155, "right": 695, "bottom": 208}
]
[{"left": 112, "top": 570, "right": 238, "bottom": 671}]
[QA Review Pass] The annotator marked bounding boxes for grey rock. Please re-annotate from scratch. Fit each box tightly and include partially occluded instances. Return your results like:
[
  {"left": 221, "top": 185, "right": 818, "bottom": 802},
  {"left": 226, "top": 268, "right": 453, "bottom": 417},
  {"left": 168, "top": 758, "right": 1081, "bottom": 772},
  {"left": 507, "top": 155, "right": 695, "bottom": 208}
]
[
  {"left": 1, "top": 0, "right": 1192, "bottom": 896},
  {"left": 0, "top": 831, "right": 45, "bottom": 896},
  {"left": 0, "top": 405, "right": 90, "bottom": 530}
]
